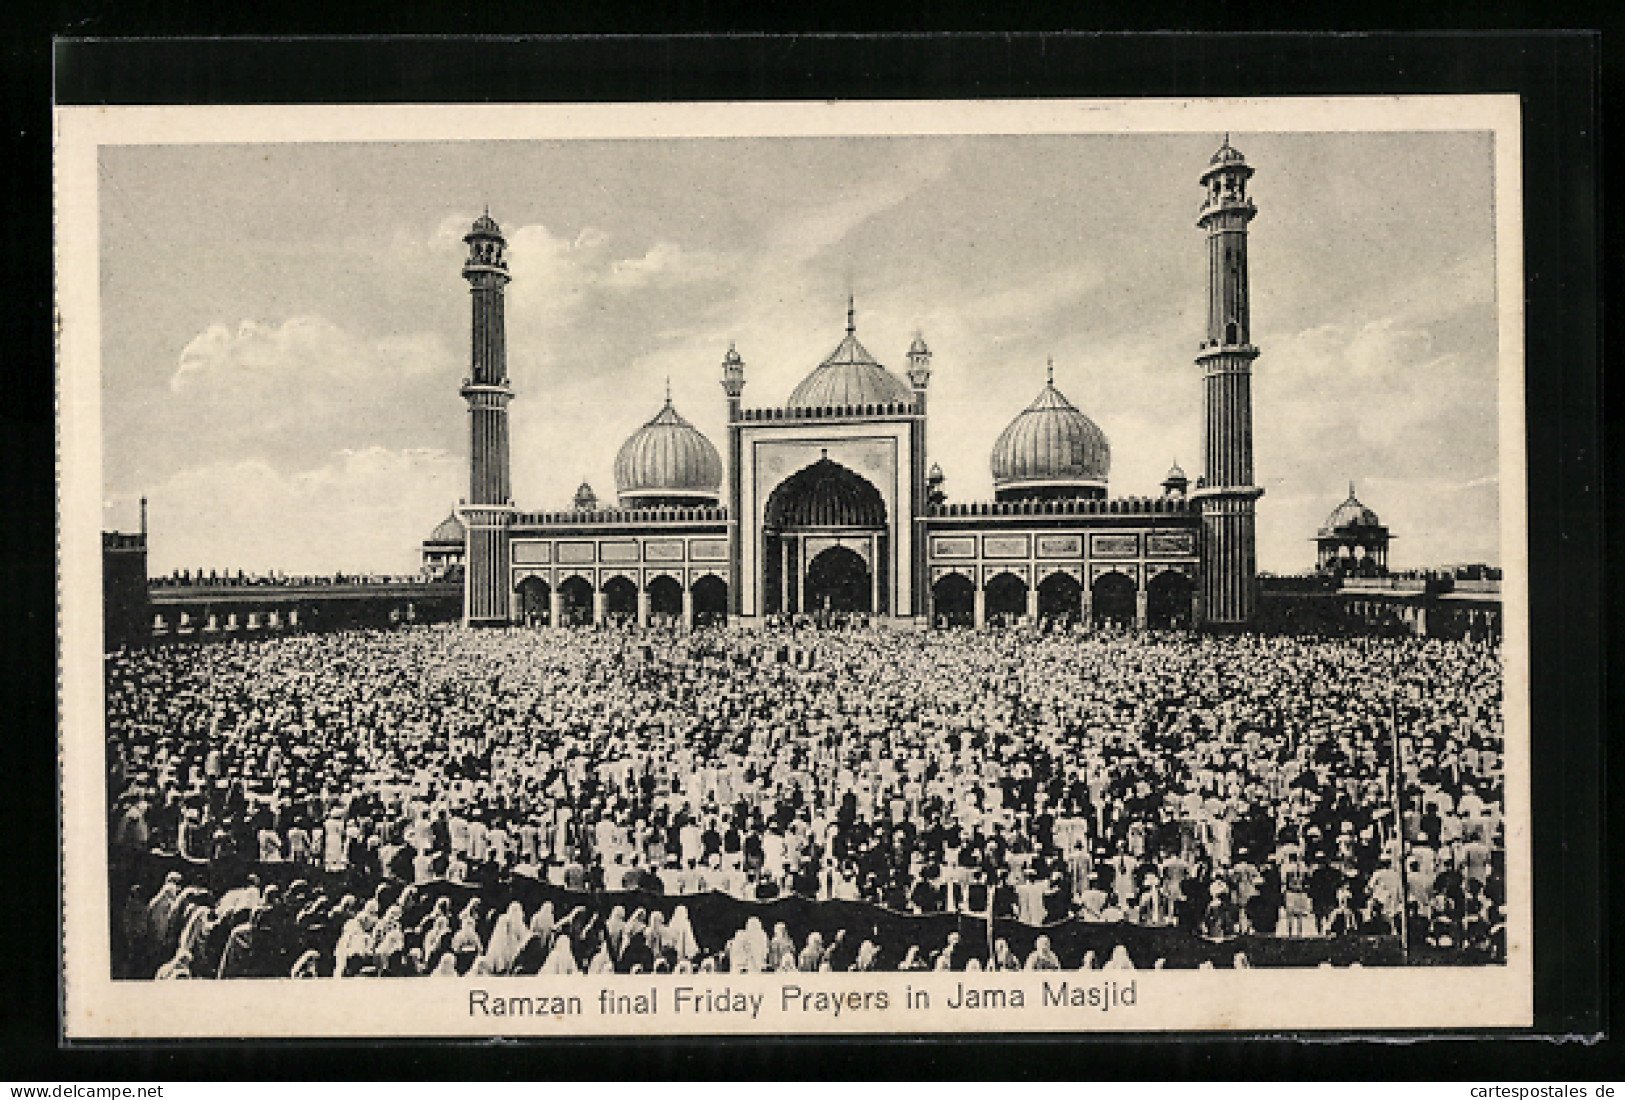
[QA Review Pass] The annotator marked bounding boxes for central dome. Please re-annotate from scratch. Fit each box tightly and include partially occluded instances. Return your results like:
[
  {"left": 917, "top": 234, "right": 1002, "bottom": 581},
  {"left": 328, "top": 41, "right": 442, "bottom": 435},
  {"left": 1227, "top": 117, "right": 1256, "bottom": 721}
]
[
  {"left": 1319, "top": 484, "right": 1383, "bottom": 534},
  {"left": 990, "top": 367, "right": 1111, "bottom": 501},
  {"left": 785, "top": 305, "right": 916, "bottom": 410},
  {"left": 613, "top": 395, "right": 723, "bottom": 508}
]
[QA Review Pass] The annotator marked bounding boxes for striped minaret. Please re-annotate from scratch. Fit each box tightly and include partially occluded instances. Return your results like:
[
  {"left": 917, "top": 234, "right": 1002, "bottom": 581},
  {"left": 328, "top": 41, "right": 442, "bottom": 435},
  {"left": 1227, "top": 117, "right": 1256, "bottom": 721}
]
[
  {"left": 457, "top": 211, "right": 516, "bottom": 626},
  {"left": 1195, "top": 137, "right": 1264, "bottom": 626}
]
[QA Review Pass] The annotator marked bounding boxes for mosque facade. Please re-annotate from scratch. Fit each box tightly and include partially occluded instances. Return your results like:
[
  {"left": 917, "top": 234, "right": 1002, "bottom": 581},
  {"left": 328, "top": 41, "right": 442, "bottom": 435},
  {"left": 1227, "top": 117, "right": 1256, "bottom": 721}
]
[{"left": 431, "top": 140, "right": 1265, "bottom": 632}]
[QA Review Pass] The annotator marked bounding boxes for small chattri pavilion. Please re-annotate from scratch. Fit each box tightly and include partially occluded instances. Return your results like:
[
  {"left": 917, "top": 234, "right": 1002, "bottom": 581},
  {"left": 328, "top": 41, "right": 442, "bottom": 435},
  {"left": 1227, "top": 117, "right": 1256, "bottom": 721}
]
[{"left": 433, "top": 140, "right": 1268, "bottom": 631}]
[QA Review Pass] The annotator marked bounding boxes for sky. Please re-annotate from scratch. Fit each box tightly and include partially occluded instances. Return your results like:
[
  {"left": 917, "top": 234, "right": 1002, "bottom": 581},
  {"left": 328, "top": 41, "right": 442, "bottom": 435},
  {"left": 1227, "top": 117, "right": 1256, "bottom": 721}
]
[{"left": 98, "top": 130, "right": 1503, "bottom": 577}]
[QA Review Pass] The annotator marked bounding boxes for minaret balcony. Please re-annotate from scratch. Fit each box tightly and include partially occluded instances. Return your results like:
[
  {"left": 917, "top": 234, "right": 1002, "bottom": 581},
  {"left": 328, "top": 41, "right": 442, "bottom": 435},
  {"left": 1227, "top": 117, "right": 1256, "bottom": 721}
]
[
  {"left": 1195, "top": 342, "right": 1260, "bottom": 364},
  {"left": 1196, "top": 197, "right": 1257, "bottom": 223}
]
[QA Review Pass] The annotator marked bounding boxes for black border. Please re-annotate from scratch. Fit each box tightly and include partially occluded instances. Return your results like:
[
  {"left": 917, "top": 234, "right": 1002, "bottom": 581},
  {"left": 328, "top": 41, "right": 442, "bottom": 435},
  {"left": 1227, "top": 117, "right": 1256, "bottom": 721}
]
[{"left": 11, "top": 30, "right": 1610, "bottom": 1080}]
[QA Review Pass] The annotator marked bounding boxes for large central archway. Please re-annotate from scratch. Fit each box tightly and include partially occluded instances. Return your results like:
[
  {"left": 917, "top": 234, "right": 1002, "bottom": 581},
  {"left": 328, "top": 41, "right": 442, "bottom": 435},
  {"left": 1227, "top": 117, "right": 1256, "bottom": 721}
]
[
  {"left": 804, "top": 546, "right": 872, "bottom": 613},
  {"left": 762, "top": 457, "right": 889, "bottom": 616}
]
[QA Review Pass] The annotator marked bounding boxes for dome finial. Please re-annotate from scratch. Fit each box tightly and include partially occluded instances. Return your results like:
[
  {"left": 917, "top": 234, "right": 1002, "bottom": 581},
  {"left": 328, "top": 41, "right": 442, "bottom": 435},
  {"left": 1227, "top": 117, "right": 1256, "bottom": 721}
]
[
  {"left": 1349, "top": 479, "right": 1357, "bottom": 499},
  {"left": 664, "top": 375, "right": 672, "bottom": 406},
  {"left": 1047, "top": 356, "right": 1055, "bottom": 386},
  {"left": 846, "top": 295, "right": 855, "bottom": 334}
]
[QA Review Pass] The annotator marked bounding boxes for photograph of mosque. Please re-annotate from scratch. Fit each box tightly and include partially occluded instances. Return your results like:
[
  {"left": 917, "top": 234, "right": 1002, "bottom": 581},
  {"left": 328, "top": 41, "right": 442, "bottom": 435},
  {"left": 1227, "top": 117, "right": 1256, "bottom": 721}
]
[
  {"left": 74, "top": 109, "right": 1522, "bottom": 1026},
  {"left": 431, "top": 140, "right": 1255, "bottom": 635},
  {"left": 407, "top": 137, "right": 1494, "bottom": 641}
]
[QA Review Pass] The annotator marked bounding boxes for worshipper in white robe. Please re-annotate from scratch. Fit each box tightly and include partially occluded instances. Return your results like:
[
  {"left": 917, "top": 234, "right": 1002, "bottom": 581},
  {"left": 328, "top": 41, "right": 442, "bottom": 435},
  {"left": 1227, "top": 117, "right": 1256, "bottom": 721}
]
[
  {"left": 541, "top": 933, "right": 580, "bottom": 975},
  {"left": 666, "top": 905, "right": 701, "bottom": 963},
  {"left": 1103, "top": 944, "right": 1136, "bottom": 970},
  {"left": 1024, "top": 935, "right": 1062, "bottom": 970},
  {"left": 731, "top": 917, "right": 769, "bottom": 974},
  {"left": 482, "top": 902, "right": 528, "bottom": 975}
]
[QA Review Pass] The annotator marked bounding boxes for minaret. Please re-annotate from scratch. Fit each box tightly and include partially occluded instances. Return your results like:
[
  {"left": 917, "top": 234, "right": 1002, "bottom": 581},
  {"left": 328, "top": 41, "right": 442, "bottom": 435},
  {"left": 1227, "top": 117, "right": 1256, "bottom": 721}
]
[
  {"left": 721, "top": 342, "right": 746, "bottom": 618},
  {"left": 1195, "top": 136, "right": 1264, "bottom": 626},
  {"left": 906, "top": 330, "right": 933, "bottom": 624},
  {"left": 457, "top": 211, "right": 516, "bottom": 626}
]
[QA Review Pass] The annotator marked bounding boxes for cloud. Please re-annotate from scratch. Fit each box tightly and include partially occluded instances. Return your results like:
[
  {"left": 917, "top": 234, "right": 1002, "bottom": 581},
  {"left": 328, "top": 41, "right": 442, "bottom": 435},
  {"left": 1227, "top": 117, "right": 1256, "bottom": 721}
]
[
  {"left": 604, "top": 240, "right": 731, "bottom": 290},
  {"left": 141, "top": 447, "right": 464, "bottom": 577},
  {"left": 171, "top": 316, "right": 445, "bottom": 394}
]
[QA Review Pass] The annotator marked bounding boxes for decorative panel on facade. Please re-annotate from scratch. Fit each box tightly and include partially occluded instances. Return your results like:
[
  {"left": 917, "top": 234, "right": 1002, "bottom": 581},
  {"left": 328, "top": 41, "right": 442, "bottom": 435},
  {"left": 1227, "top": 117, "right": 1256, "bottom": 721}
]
[
  {"left": 600, "top": 540, "right": 640, "bottom": 563},
  {"left": 1090, "top": 533, "right": 1139, "bottom": 558},
  {"left": 645, "top": 539, "right": 686, "bottom": 562},
  {"left": 557, "top": 541, "right": 596, "bottom": 565},
  {"left": 930, "top": 535, "right": 977, "bottom": 559},
  {"left": 983, "top": 563, "right": 1030, "bottom": 583},
  {"left": 1147, "top": 532, "right": 1197, "bottom": 556},
  {"left": 690, "top": 539, "right": 728, "bottom": 561},
  {"left": 1036, "top": 534, "right": 1082, "bottom": 558},
  {"left": 512, "top": 541, "right": 551, "bottom": 565},
  {"left": 982, "top": 534, "right": 1032, "bottom": 559},
  {"left": 1090, "top": 562, "right": 1140, "bottom": 586}
]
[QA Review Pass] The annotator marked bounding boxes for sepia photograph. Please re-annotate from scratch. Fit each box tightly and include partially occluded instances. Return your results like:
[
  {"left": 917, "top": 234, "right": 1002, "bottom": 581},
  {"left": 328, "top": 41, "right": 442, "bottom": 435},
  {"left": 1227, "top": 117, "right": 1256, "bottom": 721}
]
[{"left": 56, "top": 95, "right": 1531, "bottom": 1037}]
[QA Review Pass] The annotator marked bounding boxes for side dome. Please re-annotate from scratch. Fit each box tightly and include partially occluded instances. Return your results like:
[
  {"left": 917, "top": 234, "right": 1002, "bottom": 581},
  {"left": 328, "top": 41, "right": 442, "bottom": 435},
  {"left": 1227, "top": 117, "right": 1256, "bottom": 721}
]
[
  {"left": 425, "top": 512, "right": 465, "bottom": 544},
  {"left": 990, "top": 370, "right": 1110, "bottom": 501},
  {"left": 612, "top": 396, "right": 723, "bottom": 508},
  {"left": 1320, "top": 484, "right": 1383, "bottom": 534},
  {"left": 785, "top": 305, "right": 916, "bottom": 410}
]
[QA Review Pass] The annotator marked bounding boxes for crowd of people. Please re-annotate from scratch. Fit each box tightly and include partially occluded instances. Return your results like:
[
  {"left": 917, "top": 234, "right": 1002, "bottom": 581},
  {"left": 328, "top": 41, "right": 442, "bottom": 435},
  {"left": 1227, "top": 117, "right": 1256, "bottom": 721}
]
[{"left": 106, "top": 622, "right": 1507, "bottom": 978}]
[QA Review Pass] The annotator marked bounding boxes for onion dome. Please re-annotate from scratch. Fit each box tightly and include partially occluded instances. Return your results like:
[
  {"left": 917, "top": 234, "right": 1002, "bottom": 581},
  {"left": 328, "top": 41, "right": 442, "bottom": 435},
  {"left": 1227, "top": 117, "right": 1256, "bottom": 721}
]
[
  {"left": 573, "top": 481, "right": 599, "bottom": 511},
  {"left": 612, "top": 389, "right": 723, "bottom": 507},
  {"left": 989, "top": 361, "right": 1111, "bottom": 501},
  {"left": 1210, "top": 135, "right": 1247, "bottom": 167},
  {"left": 785, "top": 299, "right": 915, "bottom": 410},
  {"left": 1319, "top": 483, "right": 1383, "bottom": 535},
  {"left": 425, "top": 512, "right": 465, "bottom": 545},
  {"left": 468, "top": 209, "right": 503, "bottom": 237}
]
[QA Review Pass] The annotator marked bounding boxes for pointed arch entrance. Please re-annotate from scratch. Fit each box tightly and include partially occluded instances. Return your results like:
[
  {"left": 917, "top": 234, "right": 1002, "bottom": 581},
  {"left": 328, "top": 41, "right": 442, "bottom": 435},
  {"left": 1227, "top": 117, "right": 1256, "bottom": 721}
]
[
  {"left": 1037, "top": 571, "right": 1082, "bottom": 625},
  {"left": 602, "top": 575, "right": 638, "bottom": 622},
  {"left": 804, "top": 546, "right": 871, "bottom": 613},
  {"left": 984, "top": 571, "right": 1028, "bottom": 625},
  {"left": 647, "top": 574, "right": 684, "bottom": 622},
  {"left": 692, "top": 574, "right": 729, "bottom": 626},
  {"left": 1147, "top": 569, "right": 1194, "bottom": 629},
  {"left": 762, "top": 457, "right": 889, "bottom": 616},
  {"left": 1091, "top": 571, "right": 1136, "bottom": 629},
  {"left": 517, "top": 576, "right": 551, "bottom": 625},
  {"left": 932, "top": 573, "right": 975, "bottom": 627},
  {"left": 558, "top": 575, "right": 594, "bottom": 627}
]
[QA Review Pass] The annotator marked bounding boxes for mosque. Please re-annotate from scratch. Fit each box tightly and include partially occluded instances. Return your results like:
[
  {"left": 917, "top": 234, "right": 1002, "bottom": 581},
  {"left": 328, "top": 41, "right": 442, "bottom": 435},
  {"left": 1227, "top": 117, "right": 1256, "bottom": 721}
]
[{"left": 426, "top": 138, "right": 1266, "bottom": 632}]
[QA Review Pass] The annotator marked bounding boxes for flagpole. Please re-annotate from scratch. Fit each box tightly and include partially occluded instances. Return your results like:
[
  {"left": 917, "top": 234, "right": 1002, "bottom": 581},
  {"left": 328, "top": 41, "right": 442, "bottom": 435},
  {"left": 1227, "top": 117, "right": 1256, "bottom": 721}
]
[{"left": 1389, "top": 646, "right": 1411, "bottom": 963}]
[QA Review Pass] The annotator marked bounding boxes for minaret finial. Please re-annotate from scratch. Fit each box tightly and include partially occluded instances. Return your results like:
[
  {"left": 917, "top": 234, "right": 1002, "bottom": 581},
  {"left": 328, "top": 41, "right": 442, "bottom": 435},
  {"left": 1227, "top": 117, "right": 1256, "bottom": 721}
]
[
  {"left": 1349, "top": 480, "right": 1356, "bottom": 499},
  {"left": 1046, "top": 356, "right": 1054, "bottom": 385},
  {"left": 846, "top": 295, "right": 855, "bottom": 334},
  {"left": 665, "top": 376, "right": 672, "bottom": 405}
]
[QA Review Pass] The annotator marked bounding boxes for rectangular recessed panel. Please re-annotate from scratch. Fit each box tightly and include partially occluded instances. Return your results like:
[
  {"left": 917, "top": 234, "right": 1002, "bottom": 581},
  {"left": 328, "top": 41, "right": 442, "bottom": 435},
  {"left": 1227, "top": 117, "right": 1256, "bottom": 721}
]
[
  {"left": 644, "top": 539, "right": 685, "bottom": 562},
  {"left": 1036, "top": 534, "right": 1082, "bottom": 558},
  {"left": 557, "top": 541, "right": 596, "bottom": 564},
  {"left": 600, "top": 540, "right": 640, "bottom": 563},
  {"left": 930, "top": 535, "right": 977, "bottom": 558},
  {"left": 1147, "top": 532, "right": 1197, "bottom": 556},
  {"left": 511, "top": 541, "right": 551, "bottom": 565},
  {"left": 689, "top": 538, "right": 728, "bottom": 561},
  {"left": 982, "top": 534, "right": 1031, "bottom": 559},
  {"left": 1090, "top": 533, "right": 1140, "bottom": 558}
]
